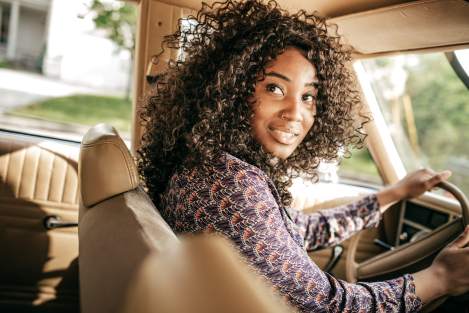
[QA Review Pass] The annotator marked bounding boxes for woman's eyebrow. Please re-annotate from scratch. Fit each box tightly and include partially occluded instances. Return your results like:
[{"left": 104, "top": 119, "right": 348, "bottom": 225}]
[
  {"left": 266, "top": 71, "right": 319, "bottom": 88},
  {"left": 305, "top": 81, "right": 319, "bottom": 88},
  {"left": 266, "top": 71, "right": 290, "bottom": 82}
]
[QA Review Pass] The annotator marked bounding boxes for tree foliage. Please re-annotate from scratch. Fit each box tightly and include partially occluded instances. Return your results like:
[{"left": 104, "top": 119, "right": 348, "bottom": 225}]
[
  {"left": 406, "top": 54, "right": 469, "bottom": 162},
  {"left": 342, "top": 52, "right": 469, "bottom": 192},
  {"left": 88, "top": 0, "right": 137, "bottom": 99},
  {"left": 89, "top": 0, "right": 137, "bottom": 54},
  {"left": 405, "top": 53, "right": 469, "bottom": 191}
]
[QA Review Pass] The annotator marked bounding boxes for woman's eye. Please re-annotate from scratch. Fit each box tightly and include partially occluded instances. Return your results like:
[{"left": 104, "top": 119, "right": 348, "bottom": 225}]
[
  {"left": 266, "top": 84, "right": 284, "bottom": 96},
  {"left": 302, "top": 93, "right": 316, "bottom": 104}
]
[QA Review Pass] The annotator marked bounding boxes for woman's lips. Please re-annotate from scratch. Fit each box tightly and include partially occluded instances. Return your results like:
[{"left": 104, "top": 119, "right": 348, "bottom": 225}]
[{"left": 268, "top": 127, "right": 299, "bottom": 145}]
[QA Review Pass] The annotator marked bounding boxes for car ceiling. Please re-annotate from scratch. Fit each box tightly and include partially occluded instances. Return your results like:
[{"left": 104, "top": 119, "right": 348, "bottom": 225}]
[
  {"left": 143, "top": 0, "right": 469, "bottom": 57},
  {"left": 153, "top": 0, "right": 410, "bottom": 17}
]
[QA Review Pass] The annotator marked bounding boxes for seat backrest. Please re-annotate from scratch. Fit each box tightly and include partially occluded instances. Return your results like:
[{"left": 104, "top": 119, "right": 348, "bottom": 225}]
[
  {"left": 0, "top": 133, "right": 80, "bottom": 311},
  {"left": 78, "top": 124, "right": 178, "bottom": 313},
  {"left": 121, "top": 235, "right": 296, "bottom": 313}
]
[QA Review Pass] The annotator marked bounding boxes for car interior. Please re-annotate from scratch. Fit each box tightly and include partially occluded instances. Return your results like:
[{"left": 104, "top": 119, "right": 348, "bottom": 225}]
[{"left": 0, "top": 0, "right": 468, "bottom": 312}]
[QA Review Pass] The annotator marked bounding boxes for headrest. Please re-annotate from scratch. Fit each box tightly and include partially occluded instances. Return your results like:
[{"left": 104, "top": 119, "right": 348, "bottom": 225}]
[{"left": 79, "top": 124, "right": 139, "bottom": 207}]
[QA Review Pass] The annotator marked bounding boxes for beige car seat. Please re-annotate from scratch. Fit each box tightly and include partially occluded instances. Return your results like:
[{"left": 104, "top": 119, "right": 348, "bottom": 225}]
[
  {"left": 78, "top": 124, "right": 178, "bottom": 313},
  {"left": 78, "top": 124, "right": 295, "bottom": 313}
]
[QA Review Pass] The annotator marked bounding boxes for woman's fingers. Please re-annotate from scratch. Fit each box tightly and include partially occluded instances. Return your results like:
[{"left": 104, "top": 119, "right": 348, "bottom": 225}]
[
  {"left": 389, "top": 169, "right": 452, "bottom": 201},
  {"left": 450, "top": 226, "right": 469, "bottom": 249},
  {"left": 427, "top": 170, "right": 452, "bottom": 189},
  {"left": 436, "top": 170, "right": 451, "bottom": 181}
]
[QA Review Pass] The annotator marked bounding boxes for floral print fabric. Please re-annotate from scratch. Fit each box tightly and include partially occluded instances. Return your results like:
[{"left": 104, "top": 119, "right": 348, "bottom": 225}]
[{"left": 161, "top": 152, "right": 422, "bottom": 312}]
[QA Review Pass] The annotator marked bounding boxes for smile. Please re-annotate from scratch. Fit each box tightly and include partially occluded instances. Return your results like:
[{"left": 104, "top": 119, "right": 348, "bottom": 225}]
[{"left": 268, "top": 127, "right": 300, "bottom": 145}]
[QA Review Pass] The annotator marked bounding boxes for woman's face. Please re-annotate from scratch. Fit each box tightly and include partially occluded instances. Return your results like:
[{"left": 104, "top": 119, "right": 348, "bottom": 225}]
[{"left": 251, "top": 47, "right": 318, "bottom": 159}]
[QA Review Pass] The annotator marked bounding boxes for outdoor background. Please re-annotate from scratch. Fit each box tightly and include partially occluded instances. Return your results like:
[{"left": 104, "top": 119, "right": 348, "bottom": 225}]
[
  {"left": 0, "top": 0, "right": 135, "bottom": 140},
  {"left": 340, "top": 50, "right": 469, "bottom": 195}
]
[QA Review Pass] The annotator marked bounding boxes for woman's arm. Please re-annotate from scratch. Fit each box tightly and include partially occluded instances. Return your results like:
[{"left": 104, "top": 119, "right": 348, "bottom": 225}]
[
  {"left": 376, "top": 168, "right": 451, "bottom": 212},
  {"left": 287, "top": 194, "right": 380, "bottom": 250},
  {"left": 413, "top": 225, "right": 469, "bottom": 306},
  {"left": 288, "top": 169, "right": 452, "bottom": 250},
  {"left": 209, "top": 167, "right": 422, "bottom": 313}
]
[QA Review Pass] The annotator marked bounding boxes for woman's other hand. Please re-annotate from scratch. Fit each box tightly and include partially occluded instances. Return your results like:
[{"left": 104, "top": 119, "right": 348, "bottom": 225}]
[
  {"left": 377, "top": 168, "right": 452, "bottom": 208},
  {"left": 414, "top": 226, "right": 469, "bottom": 304}
]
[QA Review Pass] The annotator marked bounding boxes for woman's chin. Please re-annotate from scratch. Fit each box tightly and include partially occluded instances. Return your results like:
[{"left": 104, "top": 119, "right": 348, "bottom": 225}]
[{"left": 264, "top": 144, "right": 295, "bottom": 160}]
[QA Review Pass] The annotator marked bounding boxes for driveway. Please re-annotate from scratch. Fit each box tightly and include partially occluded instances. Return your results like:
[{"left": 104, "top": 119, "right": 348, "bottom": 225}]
[
  {"left": 0, "top": 68, "right": 125, "bottom": 138},
  {"left": 0, "top": 68, "right": 121, "bottom": 112}
]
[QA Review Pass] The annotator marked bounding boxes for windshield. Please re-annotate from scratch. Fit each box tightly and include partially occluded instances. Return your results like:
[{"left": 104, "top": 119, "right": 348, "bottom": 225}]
[{"left": 359, "top": 49, "right": 469, "bottom": 196}]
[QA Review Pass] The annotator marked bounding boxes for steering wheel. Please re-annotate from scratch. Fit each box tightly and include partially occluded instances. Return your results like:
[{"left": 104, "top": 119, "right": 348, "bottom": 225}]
[{"left": 345, "top": 181, "right": 469, "bottom": 310}]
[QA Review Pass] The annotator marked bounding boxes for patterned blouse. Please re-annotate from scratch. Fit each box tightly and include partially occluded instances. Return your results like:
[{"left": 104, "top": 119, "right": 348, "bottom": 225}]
[{"left": 161, "top": 151, "right": 423, "bottom": 312}]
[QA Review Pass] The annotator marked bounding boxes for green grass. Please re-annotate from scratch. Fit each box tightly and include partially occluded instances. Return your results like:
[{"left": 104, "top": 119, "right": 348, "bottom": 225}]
[
  {"left": 0, "top": 60, "right": 12, "bottom": 68},
  {"left": 339, "top": 148, "right": 381, "bottom": 184},
  {"left": 9, "top": 94, "right": 132, "bottom": 132}
]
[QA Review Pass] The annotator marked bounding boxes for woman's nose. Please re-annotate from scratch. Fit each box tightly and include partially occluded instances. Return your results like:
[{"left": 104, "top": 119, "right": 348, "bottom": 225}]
[{"left": 279, "top": 97, "right": 303, "bottom": 122}]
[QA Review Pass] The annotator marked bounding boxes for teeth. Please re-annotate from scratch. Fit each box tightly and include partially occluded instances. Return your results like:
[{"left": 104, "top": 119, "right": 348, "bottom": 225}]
[
  {"left": 270, "top": 128, "right": 299, "bottom": 144},
  {"left": 274, "top": 130, "right": 295, "bottom": 137},
  {"left": 273, "top": 129, "right": 298, "bottom": 137}
]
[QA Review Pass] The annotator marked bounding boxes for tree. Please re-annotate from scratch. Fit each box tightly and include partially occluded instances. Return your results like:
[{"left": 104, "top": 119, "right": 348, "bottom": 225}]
[{"left": 88, "top": 0, "right": 137, "bottom": 100}]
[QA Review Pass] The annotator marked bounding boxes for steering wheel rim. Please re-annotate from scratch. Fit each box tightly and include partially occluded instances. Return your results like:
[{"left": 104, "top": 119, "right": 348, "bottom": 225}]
[
  {"left": 438, "top": 181, "right": 469, "bottom": 226},
  {"left": 345, "top": 180, "right": 469, "bottom": 283}
]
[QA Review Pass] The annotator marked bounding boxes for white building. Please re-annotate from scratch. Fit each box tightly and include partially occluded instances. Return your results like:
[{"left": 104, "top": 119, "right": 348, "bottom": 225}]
[{"left": 0, "top": 0, "right": 132, "bottom": 92}]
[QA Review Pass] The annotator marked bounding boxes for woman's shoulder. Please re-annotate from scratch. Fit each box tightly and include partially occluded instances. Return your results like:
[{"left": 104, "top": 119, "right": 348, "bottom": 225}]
[
  {"left": 171, "top": 151, "right": 270, "bottom": 192},
  {"left": 164, "top": 151, "right": 275, "bottom": 210},
  {"left": 219, "top": 151, "right": 266, "bottom": 177}
]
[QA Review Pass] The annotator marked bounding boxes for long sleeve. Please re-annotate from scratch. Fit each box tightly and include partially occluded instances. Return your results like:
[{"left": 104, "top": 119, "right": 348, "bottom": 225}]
[
  {"left": 162, "top": 153, "right": 422, "bottom": 313},
  {"left": 285, "top": 194, "right": 381, "bottom": 250}
]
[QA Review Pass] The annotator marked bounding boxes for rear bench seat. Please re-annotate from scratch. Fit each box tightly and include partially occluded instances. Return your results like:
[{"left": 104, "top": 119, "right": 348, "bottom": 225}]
[{"left": 0, "top": 131, "right": 80, "bottom": 312}]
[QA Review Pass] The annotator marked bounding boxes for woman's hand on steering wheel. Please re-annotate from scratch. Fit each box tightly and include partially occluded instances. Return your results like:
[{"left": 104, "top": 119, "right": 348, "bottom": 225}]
[
  {"left": 377, "top": 168, "right": 452, "bottom": 210},
  {"left": 413, "top": 225, "right": 469, "bottom": 304},
  {"left": 348, "top": 176, "right": 469, "bottom": 309}
]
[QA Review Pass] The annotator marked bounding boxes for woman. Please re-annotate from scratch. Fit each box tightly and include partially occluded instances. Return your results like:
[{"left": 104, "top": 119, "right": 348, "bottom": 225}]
[{"left": 138, "top": 0, "right": 469, "bottom": 311}]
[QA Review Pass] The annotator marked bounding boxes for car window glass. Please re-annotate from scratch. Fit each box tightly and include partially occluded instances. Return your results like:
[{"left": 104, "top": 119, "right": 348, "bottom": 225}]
[
  {"left": 337, "top": 148, "right": 381, "bottom": 185},
  {"left": 0, "top": 0, "right": 136, "bottom": 141},
  {"left": 360, "top": 49, "right": 469, "bottom": 197}
]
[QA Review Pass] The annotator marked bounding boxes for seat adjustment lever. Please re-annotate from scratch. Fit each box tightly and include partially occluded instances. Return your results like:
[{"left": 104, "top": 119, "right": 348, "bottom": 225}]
[
  {"left": 43, "top": 215, "right": 78, "bottom": 230},
  {"left": 324, "top": 245, "right": 344, "bottom": 273}
]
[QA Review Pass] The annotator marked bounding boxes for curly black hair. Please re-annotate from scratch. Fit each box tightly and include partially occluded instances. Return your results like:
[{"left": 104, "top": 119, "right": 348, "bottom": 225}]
[{"left": 138, "top": 0, "right": 368, "bottom": 208}]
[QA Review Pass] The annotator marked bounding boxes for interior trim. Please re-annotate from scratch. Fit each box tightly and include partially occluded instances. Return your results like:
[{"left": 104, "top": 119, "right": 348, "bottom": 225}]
[
  {"left": 151, "top": 0, "right": 413, "bottom": 18},
  {"left": 0, "top": 128, "right": 81, "bottom": 145},
  {"left": 331, "top": 0, "right": 469, "bottom": 55},
  {"left": 353, "top": 43, "right": 469, "bottom": 60}
]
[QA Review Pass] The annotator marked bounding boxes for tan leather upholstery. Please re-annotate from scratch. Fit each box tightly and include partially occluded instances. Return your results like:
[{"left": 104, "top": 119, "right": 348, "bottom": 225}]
[
  {"left": 121, "top": 235, "right": 296, "bottom": 313},
  {"left": 0, "top": 133, "right": 79, "bottom": 311},
  {"left": 79, "top": 124, "right": 139, "bottom": 208},
  {"left": 0, "top": 136, "right": 79, "bottom": 204},
  {"left": 78, "top": 124, "right": 178, "bottom": 313}
]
